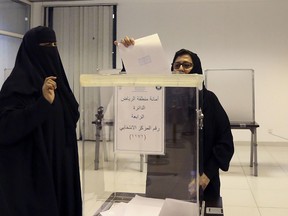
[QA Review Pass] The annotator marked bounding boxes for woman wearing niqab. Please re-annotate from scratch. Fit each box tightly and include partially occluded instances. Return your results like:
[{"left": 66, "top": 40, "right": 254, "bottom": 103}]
[{"left": 0, "top": 26, "right": 82, "bottom": 216}]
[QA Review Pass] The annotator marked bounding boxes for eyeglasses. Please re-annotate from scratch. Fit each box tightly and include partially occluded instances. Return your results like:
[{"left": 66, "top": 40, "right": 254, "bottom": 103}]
[
  {"left": 173, "top": 62, "right": 193, "bottom": 70},
  {"left": 39, "top": 42, "right": 57, "bottom": 47}
]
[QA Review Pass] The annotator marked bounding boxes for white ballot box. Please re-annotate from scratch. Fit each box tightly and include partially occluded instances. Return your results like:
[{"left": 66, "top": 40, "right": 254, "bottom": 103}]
[{"left": 80, "top": 73, "right": 203, "bottom": 216}]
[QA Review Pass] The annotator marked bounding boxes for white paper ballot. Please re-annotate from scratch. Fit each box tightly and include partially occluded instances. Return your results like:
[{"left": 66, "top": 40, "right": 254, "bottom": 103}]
[
  {"left": 100, "top": 202, "right": 127, "bottom": 216},
  {"left": 100, "top": 195, "right": 198, "bottom": 216},
  {"left": 124, "top": 195, "right": 164, "bottom": 216},
  {"left": 158, "top": 198, "right": 198, "bottom": 216},
  {"left": 129, "top": 195, "right": 164, "bottom": 208},
  {"left": 100, "top": 195, "right": 164, "bottom": 216},
  {"left": 118, "top": 34, "right": 170, "bottom": 74}
]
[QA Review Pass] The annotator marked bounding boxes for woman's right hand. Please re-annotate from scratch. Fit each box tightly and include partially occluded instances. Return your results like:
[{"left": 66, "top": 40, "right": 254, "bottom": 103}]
[
  {"left": 114, "top": 36, "right": 135, "bottom": 47},
  {"left": 42, "top": 76, "right": 57, "bottom": 104}
]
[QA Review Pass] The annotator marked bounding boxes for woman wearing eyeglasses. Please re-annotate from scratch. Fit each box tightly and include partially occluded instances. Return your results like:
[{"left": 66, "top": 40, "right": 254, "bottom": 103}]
[
  {"left": 170, "top": 48, "right": 234, "bottom": 202},
  {"left": 115, "top": 37, "right": 234, "bottom": 202}
]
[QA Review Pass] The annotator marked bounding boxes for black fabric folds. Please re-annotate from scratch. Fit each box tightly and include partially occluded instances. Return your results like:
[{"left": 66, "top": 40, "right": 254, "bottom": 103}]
[
  {"left": 171, "top": 49, "right": 234, "bottom": 201},
  {"left": 0, "top": 26, "right": 82, "bottom": 216}
]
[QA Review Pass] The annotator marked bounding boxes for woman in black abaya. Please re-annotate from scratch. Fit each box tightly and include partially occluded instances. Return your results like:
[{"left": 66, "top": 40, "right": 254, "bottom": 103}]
[
  {"left": 171, "top": 49, "right": 234, "bottom": 201},
  {"left": 116, "top": 37, "right": 234, "bottom": 202},
  {"left": 0, "top": 26, "right": 82, "bottom": 216}
]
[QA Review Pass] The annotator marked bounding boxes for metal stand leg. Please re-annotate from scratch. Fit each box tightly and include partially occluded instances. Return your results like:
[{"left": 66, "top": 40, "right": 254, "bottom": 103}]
[
  {"left": 250, "top": 132, "right": 253, "bottom": 168},
  {"left": 101, "top": 125, "right": 109, "bottom": 162},
  {"left": 94, "top": 131, "right": 100, "bottom": 170},
  {"left": 252, "top": 129, "right": 258, "bottom": 176},
  {"left": 92, "top": 106, "right": 104, "bottom": 170},
  {"left": 250, "top": 128, "right": 258, "bottom": 176}
]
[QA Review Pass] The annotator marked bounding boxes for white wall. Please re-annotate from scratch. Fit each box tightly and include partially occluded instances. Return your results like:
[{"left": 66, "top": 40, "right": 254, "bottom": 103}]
[
  {"left": 31, "top": 0, "right": 288, "bottom": 142},
  {"left": 0, "top": 0, "right": 30, "bottom": 87}
]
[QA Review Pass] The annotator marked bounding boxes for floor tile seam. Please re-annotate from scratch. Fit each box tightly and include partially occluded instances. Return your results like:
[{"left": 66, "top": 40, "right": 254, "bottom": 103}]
[
  {"left": 267, "top": 148, "right": 288, "bottom": 174},
  {"left": 243, "top": 173, "right": 260, "bottom": 210}
]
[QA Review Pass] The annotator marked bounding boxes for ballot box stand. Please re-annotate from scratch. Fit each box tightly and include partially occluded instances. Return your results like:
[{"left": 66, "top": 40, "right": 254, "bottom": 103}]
[{"left": 80, "top": 73, "right": 204, "bottom": 216}]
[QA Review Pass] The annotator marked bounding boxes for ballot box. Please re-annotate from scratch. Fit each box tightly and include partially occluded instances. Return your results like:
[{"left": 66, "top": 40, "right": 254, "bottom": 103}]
[{"left": 80, "top": 73, "right": 204, "bottom": 216}]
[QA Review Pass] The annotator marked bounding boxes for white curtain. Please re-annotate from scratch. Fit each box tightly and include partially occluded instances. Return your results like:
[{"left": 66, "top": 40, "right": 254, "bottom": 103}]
[{"left": 50, "top": 5, "right": 115, "bottom": 140}]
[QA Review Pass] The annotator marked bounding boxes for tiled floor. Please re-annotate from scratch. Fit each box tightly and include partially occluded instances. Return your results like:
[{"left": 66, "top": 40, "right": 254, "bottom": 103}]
[
  {"left": 221, "top": 142, "right": 288, "bottom": 216},
  {"left": 79, "top": 141, "right": 288, "bottom": 216}
]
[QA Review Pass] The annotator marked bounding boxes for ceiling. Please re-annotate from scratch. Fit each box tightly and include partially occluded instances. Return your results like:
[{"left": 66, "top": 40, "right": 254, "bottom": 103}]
[{"left": 27, "top": 0, "right": 84, "bottom": 2}]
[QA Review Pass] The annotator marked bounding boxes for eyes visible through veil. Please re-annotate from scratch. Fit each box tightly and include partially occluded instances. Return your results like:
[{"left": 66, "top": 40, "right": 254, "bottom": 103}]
[{"left": 39, "top": 42, "right": 57, "bottom": 47}]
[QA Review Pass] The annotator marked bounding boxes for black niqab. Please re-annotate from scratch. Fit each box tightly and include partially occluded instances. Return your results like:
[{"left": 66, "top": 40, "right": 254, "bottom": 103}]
[{"left": 0, "top": 26, "right": 82, "bottom": 216}]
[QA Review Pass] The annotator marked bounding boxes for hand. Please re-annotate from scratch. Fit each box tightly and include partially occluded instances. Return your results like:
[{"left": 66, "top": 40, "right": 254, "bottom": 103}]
[
  {"left": 188, "top": 178, "right": 197, "bottom": 198},
  {"left": 188, "top": 173, "right": 210, "bottom": 197},
  {"left": 199, "top": 173, "right": 210, "bottom": 190},
  {"left": 42, "top": 76, "right": 57, "bottom": 104},
  {"left": 114, "top": 36, "right": 135, "bottom": 47}
]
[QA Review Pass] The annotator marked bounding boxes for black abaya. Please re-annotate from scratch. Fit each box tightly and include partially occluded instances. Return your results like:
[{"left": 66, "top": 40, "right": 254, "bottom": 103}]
[
  {"left": 0, "top": 26, "right": 82, "bottom": 216},
  {"left": 146, "top": 49, "right": 234, "bottom": 202},
  {"left": 172, "top": 49, "right": 234, "bottom": 201}
]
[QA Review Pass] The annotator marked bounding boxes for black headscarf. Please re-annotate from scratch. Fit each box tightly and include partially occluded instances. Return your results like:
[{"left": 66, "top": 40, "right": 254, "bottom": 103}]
[
  {"left": 171, "top": 49, "right": 234, "bottom": 201},
  {"left": 0, "top": 26, "right": 81, "bottom": 216},
  {"left": 0, "top": 26, "right": 79, "bottom": 125},
  {"left": 171, "top": 49, "right": 203, "bottom": 74}
]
